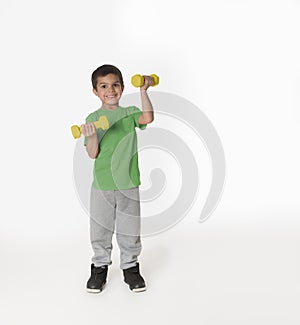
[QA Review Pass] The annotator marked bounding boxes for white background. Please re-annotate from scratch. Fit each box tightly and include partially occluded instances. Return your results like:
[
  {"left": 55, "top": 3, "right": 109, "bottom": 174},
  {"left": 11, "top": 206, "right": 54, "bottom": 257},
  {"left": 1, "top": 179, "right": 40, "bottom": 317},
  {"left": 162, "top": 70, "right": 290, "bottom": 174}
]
[{"left": 1, "top": 0, "right": 300, "bottom": 324}]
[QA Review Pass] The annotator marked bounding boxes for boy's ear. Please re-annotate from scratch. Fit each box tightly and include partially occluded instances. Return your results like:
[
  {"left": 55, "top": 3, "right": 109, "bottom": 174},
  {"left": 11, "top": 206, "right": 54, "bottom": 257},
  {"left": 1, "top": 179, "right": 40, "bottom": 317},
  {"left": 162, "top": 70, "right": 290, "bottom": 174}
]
[{"left": 92, "top": 88, "right": 99, "bottom": 97}]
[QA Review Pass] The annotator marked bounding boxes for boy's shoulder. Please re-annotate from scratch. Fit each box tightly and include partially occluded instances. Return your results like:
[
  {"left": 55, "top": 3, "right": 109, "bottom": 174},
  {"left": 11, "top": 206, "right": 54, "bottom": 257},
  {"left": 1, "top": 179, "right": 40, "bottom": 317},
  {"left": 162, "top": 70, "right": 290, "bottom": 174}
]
[
  {"left": 85, "top": 109, "right": 101, "bottom": 122},
  {"left": 122, "top": 105, "right": 141, "bottom": 115},
  {"left": 123, "top": 105, "right": 140, "bottom": 110}
]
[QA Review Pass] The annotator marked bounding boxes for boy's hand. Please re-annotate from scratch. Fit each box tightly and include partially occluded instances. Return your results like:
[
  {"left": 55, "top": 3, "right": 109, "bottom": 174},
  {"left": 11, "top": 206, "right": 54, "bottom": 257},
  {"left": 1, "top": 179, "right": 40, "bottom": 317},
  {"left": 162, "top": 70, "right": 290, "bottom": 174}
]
[
  {"left": 140, "top": 75, "right": 153, "bottom": 91},
  {"left": 81, "top": 122, "right": 97, "bottom": 137}
]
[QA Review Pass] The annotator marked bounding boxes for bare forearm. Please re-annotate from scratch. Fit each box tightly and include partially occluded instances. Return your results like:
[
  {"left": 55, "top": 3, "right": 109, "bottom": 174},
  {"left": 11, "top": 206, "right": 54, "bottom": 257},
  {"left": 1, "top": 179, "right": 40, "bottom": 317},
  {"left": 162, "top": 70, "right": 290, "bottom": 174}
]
[
  {"left": 140, "top": 90, "right": 154, "bottom": 122},
  {"left": 86, "top": 134, "right": 99, "bottom": 159},
  {"left": 82, "top": 122, "right": 99, "bottom": 159}
]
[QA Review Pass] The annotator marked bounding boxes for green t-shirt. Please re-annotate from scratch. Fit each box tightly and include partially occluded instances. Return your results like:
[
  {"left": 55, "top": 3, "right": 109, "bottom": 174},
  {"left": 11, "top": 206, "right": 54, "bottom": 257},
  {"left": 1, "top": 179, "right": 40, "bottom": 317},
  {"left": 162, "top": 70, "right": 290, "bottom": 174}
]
[{"left": 84, "top": 106, "right": 147, "bottom": 190}]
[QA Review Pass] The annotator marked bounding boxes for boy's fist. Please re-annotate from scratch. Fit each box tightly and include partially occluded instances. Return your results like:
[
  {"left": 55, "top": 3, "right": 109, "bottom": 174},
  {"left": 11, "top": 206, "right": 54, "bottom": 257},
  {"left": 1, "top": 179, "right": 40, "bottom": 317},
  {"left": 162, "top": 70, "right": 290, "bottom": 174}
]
[
  {"left": 81, "top": 122, "right": 97, "bottom": 137},
  {"left": 131, "top": 74, "right": 159, "bottom": 88},
  {"left": 140, "top": 76, "right": 153, "bottom": 91},
  {"left": 71, "top": 115, "right": 109, "bottom": 139}
]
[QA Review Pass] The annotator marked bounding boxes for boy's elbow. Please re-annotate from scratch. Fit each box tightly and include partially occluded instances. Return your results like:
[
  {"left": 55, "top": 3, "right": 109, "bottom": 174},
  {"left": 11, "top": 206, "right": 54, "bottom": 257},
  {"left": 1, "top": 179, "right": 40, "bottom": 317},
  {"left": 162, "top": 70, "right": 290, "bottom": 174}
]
[
  {"left": 140, "top": 116, "right": 154, "bottom": 124},
  {"left": 89, "top": 153, "right": 97, "bottom": 159},
  {"left": 87, "top": 148, "right": 99, "bottom": 159},
  {"left": 139, "top": 113, "right": 154, "bottom": 125},
  {"left": 144, "top": 116, "right": 154, "bottom": 124},
  {"left": 91, "top": 151, "right": 99, "bottom": 159}
]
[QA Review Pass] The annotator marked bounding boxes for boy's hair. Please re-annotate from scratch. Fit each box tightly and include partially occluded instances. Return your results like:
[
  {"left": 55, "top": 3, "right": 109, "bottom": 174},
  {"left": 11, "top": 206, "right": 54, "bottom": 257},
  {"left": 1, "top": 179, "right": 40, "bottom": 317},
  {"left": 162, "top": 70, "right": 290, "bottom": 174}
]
[{"left": 91, "top": 64, "right": 124, "bottom": 90}]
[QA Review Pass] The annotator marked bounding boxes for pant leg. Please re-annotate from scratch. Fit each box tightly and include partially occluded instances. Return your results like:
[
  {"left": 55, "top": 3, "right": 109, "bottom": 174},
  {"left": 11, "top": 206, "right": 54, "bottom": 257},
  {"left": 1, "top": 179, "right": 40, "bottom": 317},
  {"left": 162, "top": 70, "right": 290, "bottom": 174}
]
[
  {"left": 90, "top": 186, "right": 116, "bottom": 267},
  {"left": 115, "top": 187, "right": 142, "bottom": 270}
]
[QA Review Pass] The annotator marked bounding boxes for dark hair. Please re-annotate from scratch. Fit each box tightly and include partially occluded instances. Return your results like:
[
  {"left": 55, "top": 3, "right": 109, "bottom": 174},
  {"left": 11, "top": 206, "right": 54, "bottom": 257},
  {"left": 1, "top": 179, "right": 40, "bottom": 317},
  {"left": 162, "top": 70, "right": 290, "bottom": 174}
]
[{"left": 91, "top": 64, "right": 124, "bottom": 90}]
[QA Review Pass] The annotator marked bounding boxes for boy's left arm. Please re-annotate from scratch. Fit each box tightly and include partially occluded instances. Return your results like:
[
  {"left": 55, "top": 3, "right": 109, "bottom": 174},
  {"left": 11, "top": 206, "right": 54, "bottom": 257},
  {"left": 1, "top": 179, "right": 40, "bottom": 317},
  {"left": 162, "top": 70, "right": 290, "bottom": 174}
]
[{"left": 138, "top": 76, "right": 154, "bottom": 124}]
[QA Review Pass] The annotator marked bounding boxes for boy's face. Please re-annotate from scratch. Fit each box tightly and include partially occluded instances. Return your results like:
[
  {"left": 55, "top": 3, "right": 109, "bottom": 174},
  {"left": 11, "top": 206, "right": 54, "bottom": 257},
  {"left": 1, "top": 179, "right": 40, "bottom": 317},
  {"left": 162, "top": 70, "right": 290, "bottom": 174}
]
[{"left": 93, "top": 73, "right": 124, "bottom": 108}]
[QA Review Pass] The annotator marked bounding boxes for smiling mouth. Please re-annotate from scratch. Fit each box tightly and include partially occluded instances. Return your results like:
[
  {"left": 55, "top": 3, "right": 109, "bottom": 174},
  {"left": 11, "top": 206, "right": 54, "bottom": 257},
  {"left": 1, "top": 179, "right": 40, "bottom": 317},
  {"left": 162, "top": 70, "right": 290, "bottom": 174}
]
[{"left": 106, "top": 95, "right": 117, "bottom": 99}]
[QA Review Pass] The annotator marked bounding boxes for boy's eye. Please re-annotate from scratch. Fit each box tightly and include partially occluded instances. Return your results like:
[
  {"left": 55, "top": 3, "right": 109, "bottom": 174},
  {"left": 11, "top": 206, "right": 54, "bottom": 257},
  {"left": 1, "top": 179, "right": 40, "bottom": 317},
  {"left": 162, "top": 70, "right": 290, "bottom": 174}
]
[{"left": 113, "top": 83, "right": 120, "bottom": 87}]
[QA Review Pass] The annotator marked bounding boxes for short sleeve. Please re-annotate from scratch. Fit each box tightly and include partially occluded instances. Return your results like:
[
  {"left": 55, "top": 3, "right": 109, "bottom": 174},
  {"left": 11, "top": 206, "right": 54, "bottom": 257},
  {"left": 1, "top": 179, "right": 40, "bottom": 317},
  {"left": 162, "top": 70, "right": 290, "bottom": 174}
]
[{"left": 129, "top": 106, "right": 147, "bottom": 130}]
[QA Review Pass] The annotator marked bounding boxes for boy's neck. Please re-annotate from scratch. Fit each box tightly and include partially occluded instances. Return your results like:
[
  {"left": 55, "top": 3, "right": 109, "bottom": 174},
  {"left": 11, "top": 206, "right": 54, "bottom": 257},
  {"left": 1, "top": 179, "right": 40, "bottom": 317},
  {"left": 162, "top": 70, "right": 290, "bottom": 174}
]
[{"left": 101, "top": 103, "right": 119, "bottom": 111}]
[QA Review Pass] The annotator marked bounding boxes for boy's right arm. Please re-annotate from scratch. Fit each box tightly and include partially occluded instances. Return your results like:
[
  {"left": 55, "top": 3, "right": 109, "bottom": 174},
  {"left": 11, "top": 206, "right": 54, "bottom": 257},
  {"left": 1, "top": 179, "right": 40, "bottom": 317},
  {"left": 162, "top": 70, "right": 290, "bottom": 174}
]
[{"left": 82, "top": 122, "right": 99, "bottom": 159}]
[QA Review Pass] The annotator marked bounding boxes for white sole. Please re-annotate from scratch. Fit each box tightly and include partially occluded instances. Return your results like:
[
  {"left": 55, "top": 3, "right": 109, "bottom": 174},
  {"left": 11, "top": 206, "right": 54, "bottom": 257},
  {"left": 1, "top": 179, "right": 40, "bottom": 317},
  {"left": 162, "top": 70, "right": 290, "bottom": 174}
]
[
  {"left": 86, "top": 282, "right": 106, "bottom": 293},
  {"left": 132, "top": 286, "right": 147, "bottom": 293}
]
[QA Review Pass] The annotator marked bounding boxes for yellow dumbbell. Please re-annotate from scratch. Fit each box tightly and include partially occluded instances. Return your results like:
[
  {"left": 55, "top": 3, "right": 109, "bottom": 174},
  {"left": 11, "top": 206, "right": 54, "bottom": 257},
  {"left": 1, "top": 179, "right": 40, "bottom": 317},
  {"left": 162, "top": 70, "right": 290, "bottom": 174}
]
[
  {"left": 71, "top": 115, "right": 109, "bottom": 139},
  {"left": 131, "top": 74, "right": 159, "bottom": 87}
]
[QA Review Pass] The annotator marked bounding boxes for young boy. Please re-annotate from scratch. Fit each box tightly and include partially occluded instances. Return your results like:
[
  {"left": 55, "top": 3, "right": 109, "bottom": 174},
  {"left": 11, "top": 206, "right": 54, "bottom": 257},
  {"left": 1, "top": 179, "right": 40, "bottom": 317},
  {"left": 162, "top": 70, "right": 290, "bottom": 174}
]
[{"left": 81, "top": 64, "right": 154, "bottom": 293}]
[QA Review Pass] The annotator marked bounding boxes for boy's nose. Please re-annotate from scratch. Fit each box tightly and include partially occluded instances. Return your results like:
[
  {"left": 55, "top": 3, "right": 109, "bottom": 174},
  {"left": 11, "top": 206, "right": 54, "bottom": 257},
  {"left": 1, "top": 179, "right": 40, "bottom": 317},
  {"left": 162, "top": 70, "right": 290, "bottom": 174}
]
[{"left": 107, "top": 85, "right": 115, "bottom": 92}]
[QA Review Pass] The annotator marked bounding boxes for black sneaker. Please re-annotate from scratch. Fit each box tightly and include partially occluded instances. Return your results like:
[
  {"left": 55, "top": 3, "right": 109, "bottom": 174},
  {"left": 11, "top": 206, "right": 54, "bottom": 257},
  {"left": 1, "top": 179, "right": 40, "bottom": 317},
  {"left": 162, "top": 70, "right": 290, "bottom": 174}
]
[
  {"left": 86, "top": 264, "right": 108, "bottom": 293},
  {"left": 123, "top": 263, "right": 146, "bottom": 292}
]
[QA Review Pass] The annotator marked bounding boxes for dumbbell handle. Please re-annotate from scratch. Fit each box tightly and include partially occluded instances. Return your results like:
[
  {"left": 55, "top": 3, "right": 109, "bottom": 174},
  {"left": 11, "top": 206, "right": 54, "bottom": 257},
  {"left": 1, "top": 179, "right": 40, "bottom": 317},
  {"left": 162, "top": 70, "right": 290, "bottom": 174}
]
[
  {"left": 131, "top": 74, "right": 159, "bottom": 87},
  {"left": 71, "top": 115, "right": 109, "bottom": 139}
]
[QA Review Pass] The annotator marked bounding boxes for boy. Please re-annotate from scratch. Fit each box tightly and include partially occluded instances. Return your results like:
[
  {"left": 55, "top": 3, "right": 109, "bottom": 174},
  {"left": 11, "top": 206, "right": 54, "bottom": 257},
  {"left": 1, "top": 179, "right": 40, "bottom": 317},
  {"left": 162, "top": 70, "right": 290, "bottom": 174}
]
[{"left": 81, "top": 64, "right": 154, "bottom": 293}]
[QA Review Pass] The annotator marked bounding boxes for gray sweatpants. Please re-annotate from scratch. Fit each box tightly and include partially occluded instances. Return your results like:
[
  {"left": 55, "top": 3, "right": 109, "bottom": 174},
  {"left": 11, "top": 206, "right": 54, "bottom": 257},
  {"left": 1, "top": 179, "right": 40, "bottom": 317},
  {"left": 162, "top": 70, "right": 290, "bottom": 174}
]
[{"left": 89, "top": 185, "right": 142, "bottom": 270}]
